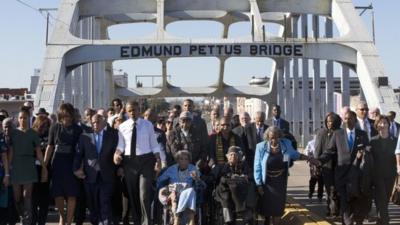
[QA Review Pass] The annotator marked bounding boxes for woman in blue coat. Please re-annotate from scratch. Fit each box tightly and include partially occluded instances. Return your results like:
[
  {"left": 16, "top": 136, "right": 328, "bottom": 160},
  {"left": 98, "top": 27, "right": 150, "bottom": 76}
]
[{"left": 254, "top": 126, "right": 308, "bottom": 225}]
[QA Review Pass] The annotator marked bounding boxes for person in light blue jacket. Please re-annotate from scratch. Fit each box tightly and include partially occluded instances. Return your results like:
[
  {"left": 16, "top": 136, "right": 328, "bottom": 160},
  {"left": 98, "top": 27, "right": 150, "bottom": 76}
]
[{"left": 254, "top": 126, "right": 308, "bottom": 225}]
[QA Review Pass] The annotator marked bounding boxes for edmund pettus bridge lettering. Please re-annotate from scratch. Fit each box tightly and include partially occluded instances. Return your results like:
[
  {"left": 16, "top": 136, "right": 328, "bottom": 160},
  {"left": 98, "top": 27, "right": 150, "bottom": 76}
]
[{"left": 120, "top": 44, "right": 303, "bottom": 58}]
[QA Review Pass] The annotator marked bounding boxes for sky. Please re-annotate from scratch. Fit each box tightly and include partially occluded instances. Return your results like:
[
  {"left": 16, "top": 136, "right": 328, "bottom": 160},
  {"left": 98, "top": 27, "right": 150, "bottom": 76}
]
[{"left": 0, "top": 0, "right": 399, "bottom": 90}]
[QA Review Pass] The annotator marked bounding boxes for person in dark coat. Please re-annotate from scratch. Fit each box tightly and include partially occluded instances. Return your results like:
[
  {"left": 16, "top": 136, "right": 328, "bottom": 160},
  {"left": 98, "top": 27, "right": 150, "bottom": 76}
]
[
  {"left": 388, "top": 111, "right": 400, "bottom": 139},
  {"left": 167, "top": 111, "right": 208, "bottom": 166},
  {"left": 208, "top": 117, "right": 243, "bottom": 168},
  {"left": 214, "top": 146, "right": 255, "bottom": 225},
  {"left": 73, "top": 114, "right": 118, "bottom": 225},
  {"left": 314, "top": 112, "right": 342, "bottom": 217},
  {"left": 44, "top": 103, "right": 83, "bottom": 225},
  {"left": 182, "top": 99, "right": 209, "bottom": 150},
  {"left": 31, "top": 115, "right": 52, "bottom": 225},
  {"left": 265, "top": 105, "right": 289, "bottom": 133},
  {"left": 240, "top": 111, "right": 270, "bottom": 168},
  {"left": 369, "top": 115, "right": 397, "bottom": 225},
  {"left": 232, "top": 112, "right": 256, "bottom": 169},
  {"left": 315, "top": 110, "right": 371, "bottom": 225}
]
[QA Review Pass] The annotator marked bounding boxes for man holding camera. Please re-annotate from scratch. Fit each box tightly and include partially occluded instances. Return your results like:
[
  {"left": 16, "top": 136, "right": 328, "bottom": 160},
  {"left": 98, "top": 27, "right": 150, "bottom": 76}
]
[{"left": 312, "top": 110, "right": 370, "bottom": 225}]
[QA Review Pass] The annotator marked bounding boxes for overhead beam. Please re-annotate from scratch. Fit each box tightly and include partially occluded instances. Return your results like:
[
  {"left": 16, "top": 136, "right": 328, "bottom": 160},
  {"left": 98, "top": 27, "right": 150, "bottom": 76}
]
[{"left": 64, "top": 41, "right": 357, "bottom": 68}]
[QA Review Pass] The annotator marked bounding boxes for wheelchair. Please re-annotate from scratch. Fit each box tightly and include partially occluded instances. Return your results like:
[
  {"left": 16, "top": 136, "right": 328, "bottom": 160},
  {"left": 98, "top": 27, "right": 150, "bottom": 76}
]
[
  {"left": 207, "top": 154, "right": 257, "bottom": 225},
  {"left": 158, "top": 183, "right": 204, "bottom": 225}
]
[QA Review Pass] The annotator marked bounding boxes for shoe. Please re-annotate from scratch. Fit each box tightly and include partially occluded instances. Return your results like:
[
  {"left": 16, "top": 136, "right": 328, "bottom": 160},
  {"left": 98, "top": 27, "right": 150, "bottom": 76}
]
[{"left": 325, "top": 214, "right": 336, "bottom": 220}]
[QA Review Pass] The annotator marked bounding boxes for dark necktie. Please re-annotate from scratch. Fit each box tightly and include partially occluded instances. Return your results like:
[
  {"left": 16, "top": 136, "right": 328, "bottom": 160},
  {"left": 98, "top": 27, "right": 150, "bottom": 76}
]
[
  {"left": 257, "top": 127, "right": 262, "bottom": 143},
  {"left": 390, "top": 123, "right": 395, "bottom": 137},
  {"left": 131, "top": 122, "right": 137, "bottom": 157}
]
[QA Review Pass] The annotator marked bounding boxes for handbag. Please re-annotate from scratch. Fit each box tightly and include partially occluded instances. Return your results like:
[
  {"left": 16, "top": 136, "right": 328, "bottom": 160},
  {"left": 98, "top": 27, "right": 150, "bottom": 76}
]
[{"left": 391, "top": 175, "right": 400, "bottom": 205}]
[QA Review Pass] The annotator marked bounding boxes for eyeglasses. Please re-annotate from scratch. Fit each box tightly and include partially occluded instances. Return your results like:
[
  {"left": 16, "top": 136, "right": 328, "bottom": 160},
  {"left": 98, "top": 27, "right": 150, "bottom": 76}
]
[
  {"left": 220, "top": 123, "right": 230, "bottom": 127},
  {"left": 358, "top": 108, "right": 368, "bottom": 111}
]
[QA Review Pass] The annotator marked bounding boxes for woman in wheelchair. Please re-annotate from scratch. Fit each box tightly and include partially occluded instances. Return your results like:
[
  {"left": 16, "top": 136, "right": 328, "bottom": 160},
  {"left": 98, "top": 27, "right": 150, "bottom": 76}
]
[
  {"left": 213, "top": 146, "right": 256, "bottom": 225},
  {"left": 157, "top": 150, "right": 206, "bottom": 225}
]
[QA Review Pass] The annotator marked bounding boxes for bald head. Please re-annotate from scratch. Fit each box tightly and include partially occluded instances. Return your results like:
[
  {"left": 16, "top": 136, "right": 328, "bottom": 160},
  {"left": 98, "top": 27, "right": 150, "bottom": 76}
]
[
  {"left": 144, "top": 108, "right": 157, "bottom": 124},
  {"left": 255, "top": 111, "right": 266, "bottom": 127},
  {"left": 91, "top": 114, "right": 106, "bottom": 133},
  {"left": 239, "top": 112, "right": 250, "bottom": 127}
]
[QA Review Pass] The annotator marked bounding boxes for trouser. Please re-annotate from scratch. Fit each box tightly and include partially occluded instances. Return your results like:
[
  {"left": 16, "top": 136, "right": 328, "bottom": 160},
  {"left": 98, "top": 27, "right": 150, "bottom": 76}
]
[
  {"left": 111, "top": 176, "right": 124, "bottom": 225},
  {"left": 322, "top": 169, "right": 339, "bottom": 216},
  {"left": 0, "top": 186, "right": 19, "bottom": 225},
  {"left": 309, "top": 174, "right": 324, "bottom": 199},
  {"left": 85, "top": 176, "right": 114, "bottom": 225},
  {"left": 338, "top": 186, "right": 371, "bottom": 225},
  {"left": 374, "top": 176, "right": 396, "bottom": 225},
  {"left": 74, "top": 180, "right": 86, "bottom": 225},
  {"left": 31, "top": 180, "right": 50, "bottom": 225},
  {"left": 123, "top": 153, "right": 156, "bottom": 225}
]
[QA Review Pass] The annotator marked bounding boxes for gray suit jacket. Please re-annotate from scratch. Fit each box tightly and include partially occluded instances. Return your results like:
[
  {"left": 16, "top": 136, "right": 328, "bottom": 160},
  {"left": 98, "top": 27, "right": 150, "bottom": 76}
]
[
  {"left": 319, "top": 128, "right": 369, "bottom": 188},
  {"left": 232, "top": 123, "right": 262, "bottom": 151}
]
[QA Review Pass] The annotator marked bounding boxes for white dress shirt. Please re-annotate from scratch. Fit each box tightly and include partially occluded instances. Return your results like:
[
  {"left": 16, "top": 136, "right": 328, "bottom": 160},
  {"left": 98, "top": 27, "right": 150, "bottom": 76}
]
[
  {"left": 117, "top": 118, "right": 160, "bottom": 156},
  {"left": 305, "top": 139, "right": 316, "bottom": 156},
  {"left": 357, "top": 117, "right": 371, "bottom": 139}
]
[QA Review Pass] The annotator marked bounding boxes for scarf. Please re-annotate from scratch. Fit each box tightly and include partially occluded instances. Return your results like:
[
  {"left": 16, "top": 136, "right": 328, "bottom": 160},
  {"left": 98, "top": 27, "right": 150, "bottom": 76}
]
[{"left": 216, "top": 133, "right": 236, "bottom": 165}]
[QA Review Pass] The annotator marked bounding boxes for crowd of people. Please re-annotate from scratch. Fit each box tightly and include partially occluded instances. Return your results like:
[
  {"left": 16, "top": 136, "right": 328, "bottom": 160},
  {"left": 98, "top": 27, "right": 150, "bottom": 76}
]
[{"left": 0, "top": 98, "right": 399, "bottom": 225}]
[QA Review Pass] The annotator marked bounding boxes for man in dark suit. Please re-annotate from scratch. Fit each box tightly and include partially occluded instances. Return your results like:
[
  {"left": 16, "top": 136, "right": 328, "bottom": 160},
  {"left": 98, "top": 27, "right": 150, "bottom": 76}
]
[
  {"left": 315, "top": 111, "right": 370, "bottom": 225},
  {"left": 74, "top": 114, "right": 118, "bottom": 225},
  {"left": 232, "top": 112, "right": 256, "bottom": 167},
  {"left": 266, "top": 104, "right": 290, "bottom": 133},
  {"left": 252, "top": 111, "right": 269, "bottom": 144},
  {"left": 388, "top": 111, "right": 400, "bottom": 139},
  {"left": 182, "top": 99, "right": 209, "bottom": 146},
  {"left": 247, "top": 111, "right": 269, "bottom": 167},
  {"left": 355, "top": 102, "right": 377, "bottom": 140}
]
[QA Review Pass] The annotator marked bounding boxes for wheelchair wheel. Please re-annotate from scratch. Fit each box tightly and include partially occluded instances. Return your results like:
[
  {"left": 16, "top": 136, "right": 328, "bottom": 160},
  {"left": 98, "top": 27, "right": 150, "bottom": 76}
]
[{"left": 162, "top": 205, "right": 174, "bottom": 225}]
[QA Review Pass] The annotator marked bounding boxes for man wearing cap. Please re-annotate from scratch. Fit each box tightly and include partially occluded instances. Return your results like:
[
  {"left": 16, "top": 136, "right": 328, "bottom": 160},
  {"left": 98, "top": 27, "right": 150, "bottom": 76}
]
[
  {"left": 181, "top": 99, "right": 209, "bottom": 148},
  {"left": 113, "top": 101, "right": 161, "bottom": 225},
  {"left": 167, "top": 111, "right": 208, "bottom": 166}
]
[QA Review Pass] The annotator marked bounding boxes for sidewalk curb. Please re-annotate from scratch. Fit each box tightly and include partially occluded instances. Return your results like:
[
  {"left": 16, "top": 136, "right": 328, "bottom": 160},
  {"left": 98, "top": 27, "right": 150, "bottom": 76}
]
[{"left": 281, "top": 197, "right": 332, "bottom": 225}]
